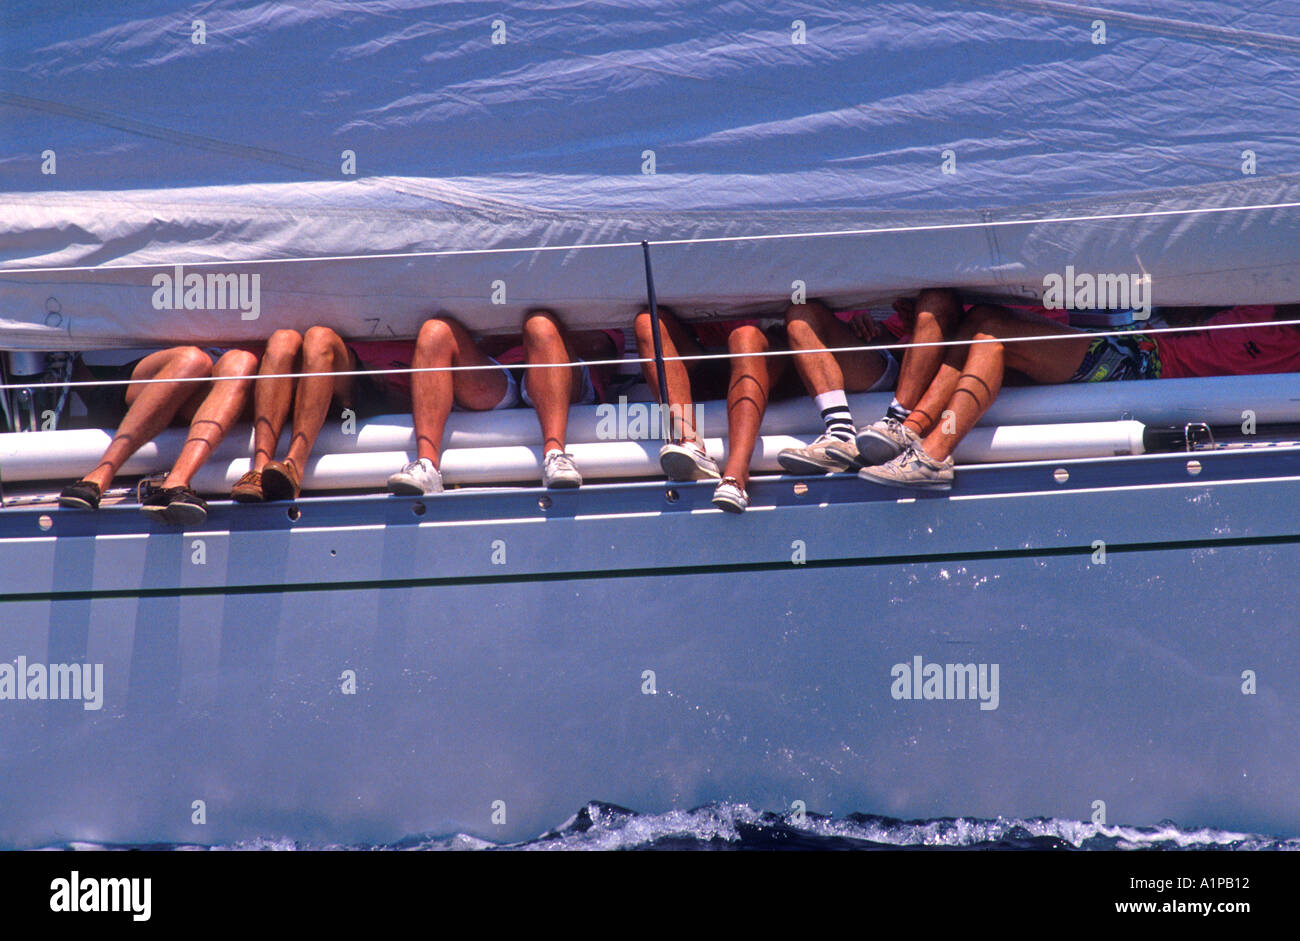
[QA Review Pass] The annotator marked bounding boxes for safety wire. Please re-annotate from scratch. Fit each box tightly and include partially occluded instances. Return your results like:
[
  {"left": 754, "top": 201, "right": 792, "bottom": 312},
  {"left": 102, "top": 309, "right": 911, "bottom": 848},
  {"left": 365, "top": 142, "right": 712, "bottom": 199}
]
[{"left": 1, "top": 313, "right": 1297, "bottom": 393}]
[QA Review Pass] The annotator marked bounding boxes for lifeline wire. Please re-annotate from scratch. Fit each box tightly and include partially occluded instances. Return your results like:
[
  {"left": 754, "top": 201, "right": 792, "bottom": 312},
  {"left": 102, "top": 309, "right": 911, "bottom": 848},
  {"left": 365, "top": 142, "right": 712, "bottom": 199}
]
[{"left": 2, "top": 315, "right": 1297, "bottom": 393}]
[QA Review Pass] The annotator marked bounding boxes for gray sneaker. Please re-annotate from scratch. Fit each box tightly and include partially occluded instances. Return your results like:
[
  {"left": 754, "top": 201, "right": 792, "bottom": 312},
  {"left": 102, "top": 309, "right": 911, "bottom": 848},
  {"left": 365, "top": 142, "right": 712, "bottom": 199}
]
[
  {"left": 659, "top": 442, "right": 722, "bottom": 481},
  {"left": 855, "top": 416, "right": 921, "bottom": 467},
  {"left": 388, "top": 458, "right": 444, "bottom": 496},
  {"left": 858, "top": 442, "right": 954, "bottom": 491},
  {"left": 543, "top": 451, "right": 583, "bottom": 489},
  {"left": 778, "top": 433, "right": 861, "bottom": 474}
]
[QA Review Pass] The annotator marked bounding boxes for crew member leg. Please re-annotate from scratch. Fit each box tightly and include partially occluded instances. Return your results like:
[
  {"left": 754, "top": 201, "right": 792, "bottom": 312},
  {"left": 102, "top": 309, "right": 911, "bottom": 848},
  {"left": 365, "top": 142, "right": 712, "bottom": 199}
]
[
  {"left": 163, "top": 349, "right": 259, "bottom": 488},
  {"left": 79, "top": 346, "right": 215, "bottom": 492}
]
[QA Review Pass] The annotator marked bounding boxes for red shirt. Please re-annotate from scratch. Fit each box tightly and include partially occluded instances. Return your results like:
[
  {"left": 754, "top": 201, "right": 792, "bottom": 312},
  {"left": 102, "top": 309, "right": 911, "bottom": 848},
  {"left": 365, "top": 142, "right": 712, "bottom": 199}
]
[
  {"left": 1157, "top": 306, "right": 1300, "bottom": 378},
  {"left": 350, "top": 340, "right": 415, "bottom": 400},
  {"left": 690, "top": 319, "right": 760, "bottom": 349}
]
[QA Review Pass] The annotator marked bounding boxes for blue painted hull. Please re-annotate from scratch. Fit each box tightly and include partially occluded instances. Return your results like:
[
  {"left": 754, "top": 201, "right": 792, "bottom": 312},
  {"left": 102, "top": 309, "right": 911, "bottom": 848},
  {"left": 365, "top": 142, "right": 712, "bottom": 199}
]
[{"left": 2, "top": 447, "right": 1299, "bottom": 847}]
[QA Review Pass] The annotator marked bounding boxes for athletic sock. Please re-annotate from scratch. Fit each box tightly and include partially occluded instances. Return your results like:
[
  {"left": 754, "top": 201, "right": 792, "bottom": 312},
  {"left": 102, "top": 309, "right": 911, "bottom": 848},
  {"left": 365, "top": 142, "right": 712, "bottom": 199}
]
[
  {"left": 813, "top": 390, "right": 854, "bottom": 442},
  {"left": 886, "top": 397, "right": 912, "bottom": 423}
]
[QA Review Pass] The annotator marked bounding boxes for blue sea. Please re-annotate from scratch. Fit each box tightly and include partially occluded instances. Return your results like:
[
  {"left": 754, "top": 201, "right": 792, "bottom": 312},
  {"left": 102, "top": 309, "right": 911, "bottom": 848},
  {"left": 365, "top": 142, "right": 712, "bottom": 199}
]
[{"left": 47, "top": 802, "right": 1299, "bottom": 851}]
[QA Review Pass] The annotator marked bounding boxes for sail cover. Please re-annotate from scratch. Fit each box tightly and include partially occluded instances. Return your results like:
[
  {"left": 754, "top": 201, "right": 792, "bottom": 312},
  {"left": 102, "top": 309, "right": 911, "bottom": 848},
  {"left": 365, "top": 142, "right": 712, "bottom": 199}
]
[{"left": 1, "top": 0, "right": 1298, "bottom": 348}]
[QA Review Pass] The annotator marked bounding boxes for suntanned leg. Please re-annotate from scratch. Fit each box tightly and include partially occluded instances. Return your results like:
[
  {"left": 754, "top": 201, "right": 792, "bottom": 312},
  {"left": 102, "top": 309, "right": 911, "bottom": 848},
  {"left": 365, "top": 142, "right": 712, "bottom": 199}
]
[
  {"left": 921, "top": 309, "right": 1093, "bottom": 462},
  {"left": 80, "top": 346, "right": 214, "bottom": 492},
  {"left": 281, "top": 326, "right": 353, "bottom": 474},
  {"left": 903, "top": 324, "right": 972, "bottom": 440},
  {"left": 162, "top": 350, "right": 259, "bottom": 488},
  {"left": 411, "top": 316, "right": 509, "bottom": 467},
  {"left": 721, "top": 325, "right": 784, "bottom": 489},
  {"left": 252, "top": 330, "right": 302, "bottom": 471},
  {"left": 853, "top": 289, "right": 967, "bottom": 468},
  {"left": 522, "top": 309, "right": 582, "bottom": 454},
  {"left": 775, "top": 301, "right": 892, "bottom": 474},
  {"left": 785, "top": 301, "right": 887, "bottom": 395},
  {"left": 633, "top": 308, "right": 705, "bottom": 444},
  {"left": 919, "top": 329, "right": 1004, "bottom": 464},
  {"left": 894, "top": 288, "right": 964, "bottom": 416}
]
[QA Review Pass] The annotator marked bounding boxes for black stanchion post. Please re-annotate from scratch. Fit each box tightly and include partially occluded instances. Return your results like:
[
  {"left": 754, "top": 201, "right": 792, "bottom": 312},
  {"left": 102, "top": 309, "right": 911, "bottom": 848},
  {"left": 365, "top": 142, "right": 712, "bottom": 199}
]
[{"left": 641, "top": 240, "right": 673, "bottom": 443}]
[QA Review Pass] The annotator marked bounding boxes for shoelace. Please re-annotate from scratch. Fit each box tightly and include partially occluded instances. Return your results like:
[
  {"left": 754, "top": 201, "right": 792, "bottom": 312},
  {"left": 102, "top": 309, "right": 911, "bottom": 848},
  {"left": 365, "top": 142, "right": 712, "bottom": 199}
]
[{"left": 887, "top": 444, "right": 922, "bottom": 471}]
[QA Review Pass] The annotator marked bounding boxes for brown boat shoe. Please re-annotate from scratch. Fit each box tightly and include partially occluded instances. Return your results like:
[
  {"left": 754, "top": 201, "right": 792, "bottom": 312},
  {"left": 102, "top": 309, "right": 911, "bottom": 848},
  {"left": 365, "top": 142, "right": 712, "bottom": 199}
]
[
  {"left": 261, "top": 460, "right": 302, "bottom": 501},
  {"left": 231, "top": 469, "right": 265, "bottom": 503}
]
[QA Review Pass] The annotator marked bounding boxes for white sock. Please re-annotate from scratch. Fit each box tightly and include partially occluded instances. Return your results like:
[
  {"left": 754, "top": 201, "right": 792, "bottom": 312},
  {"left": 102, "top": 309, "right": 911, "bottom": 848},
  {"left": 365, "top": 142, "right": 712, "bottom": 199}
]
[
  {"left": 887, "top": 397, "right": 912, "bottom": 422},
  {"left": 813, "top": 390, "right": 854, "bottom": 441},
  {"left": 813, "top": 390, "right": 849, "bottom": 413}
]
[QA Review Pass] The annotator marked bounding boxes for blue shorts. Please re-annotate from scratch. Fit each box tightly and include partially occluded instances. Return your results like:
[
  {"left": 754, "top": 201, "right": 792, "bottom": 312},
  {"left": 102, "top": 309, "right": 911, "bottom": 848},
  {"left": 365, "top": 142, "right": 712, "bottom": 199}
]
[{"left": 866, "top": 348, "right": 899, "bottom": 392}]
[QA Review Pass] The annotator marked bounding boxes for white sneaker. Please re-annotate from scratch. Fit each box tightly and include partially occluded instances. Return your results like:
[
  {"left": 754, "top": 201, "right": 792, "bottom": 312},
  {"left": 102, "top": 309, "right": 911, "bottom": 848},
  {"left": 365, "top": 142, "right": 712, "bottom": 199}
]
[
  {"left": 388, "top": 458, "right": 444, "bottom": 495},
  {"left": 659, "top": 442, "right": 722, "bottom": 481},
  {"left": 711, "top": 477, "right": 749, "bottom": 513},
  {"left": 543, "top": 451, "right": 583, "bottom": 489}
]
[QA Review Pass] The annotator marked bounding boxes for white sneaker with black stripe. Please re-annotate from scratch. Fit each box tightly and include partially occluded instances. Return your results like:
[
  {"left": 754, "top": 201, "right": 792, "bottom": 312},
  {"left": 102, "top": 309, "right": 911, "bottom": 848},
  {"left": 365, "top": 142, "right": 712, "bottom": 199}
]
[{"left": 711, "top": 477, "right": 749, "bottom": 513}]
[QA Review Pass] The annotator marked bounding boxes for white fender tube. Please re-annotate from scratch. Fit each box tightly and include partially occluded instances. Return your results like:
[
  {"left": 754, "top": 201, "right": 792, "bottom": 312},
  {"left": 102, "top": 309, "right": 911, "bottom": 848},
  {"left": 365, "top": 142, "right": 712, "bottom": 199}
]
[
  {"left": 0, "top": 416, "right": 1144, "bottom": 491},
  {"left": 176, "top": 421, "right": 1145, "bottom": 493}
]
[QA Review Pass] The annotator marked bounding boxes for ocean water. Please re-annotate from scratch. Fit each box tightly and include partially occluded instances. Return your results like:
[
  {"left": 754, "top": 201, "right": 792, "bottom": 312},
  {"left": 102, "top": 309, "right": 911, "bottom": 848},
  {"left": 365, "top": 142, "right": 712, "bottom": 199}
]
[{"left": 50, "top": 803, "right": 1300, "bottom": 851}]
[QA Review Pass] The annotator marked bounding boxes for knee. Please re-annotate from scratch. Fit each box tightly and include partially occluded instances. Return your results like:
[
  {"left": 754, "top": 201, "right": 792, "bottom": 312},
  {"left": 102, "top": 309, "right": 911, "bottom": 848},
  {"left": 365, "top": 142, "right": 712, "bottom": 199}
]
[
  {"left": 632, "top": 307, "right": 674, "bottom": 347},
  {"left": 303, "top": 324, "right": 340, "bottom": 350},
  {"left": 302, "top": 325, "right": 342, "bottom": 363},
  {"left": 267, "top": 328, "right": 300, "bottom": 350},
  {"left": 266, "top": 329, "right": 302, "bottom": 358},
  {"left": 215, "top": 349, "right": 259, "bottom": 377},
  {"left": 728, "top": 324, "right": 768, "bottom": 354},
  {"left": 175, "top": 346, "right": 213, "bottom": 376},
  {"left": 522, "top": 309, "right": 562, "bottom": 345},
  {"left": 784, "top": 303, "right": 828, "bottom": 346},
  {"left": 416, "top": 317, "right": 456, "bottom": 351},
  {"left": 968, "top": 324, "right": 1002, "bottom": 357},
  {"left": 916, "top": 288, "right": 963, "bottom": 330}
]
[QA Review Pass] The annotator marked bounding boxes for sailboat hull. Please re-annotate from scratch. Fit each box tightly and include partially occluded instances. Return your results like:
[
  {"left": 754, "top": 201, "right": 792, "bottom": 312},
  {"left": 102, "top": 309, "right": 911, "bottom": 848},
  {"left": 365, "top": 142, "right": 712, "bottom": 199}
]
[{"left": 2, "top": 447, "right": 1299, "bottom": 847}]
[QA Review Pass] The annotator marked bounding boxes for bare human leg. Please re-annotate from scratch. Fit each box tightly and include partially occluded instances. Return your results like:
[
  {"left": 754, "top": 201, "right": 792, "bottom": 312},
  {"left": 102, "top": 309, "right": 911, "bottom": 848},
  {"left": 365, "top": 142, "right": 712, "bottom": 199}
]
[
  {"left": 410, "top": 317, "right": 509, "bottom": 468},
  {"left": 163, "top": 349, "right": 259, "bottom": 489}
]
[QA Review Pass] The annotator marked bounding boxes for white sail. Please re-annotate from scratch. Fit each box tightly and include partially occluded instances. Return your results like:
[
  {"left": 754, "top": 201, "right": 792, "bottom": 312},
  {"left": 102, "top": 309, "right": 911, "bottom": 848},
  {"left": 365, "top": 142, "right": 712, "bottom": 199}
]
[{"left": 2, "top": 1, "right": 1299, "bottom": 348}]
